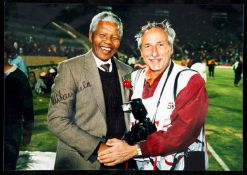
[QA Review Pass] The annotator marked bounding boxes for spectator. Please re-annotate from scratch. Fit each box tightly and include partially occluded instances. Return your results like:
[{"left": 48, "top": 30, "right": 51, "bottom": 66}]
[
  {"left": 8, "top": 47, "right": 29, "bottom": 78},
  {"left": 46, "top": 68, "right": 57, "bottom": 93},
  {"left": 180, "top": 57, "right": 187, "bottom": 66},
  {"left": 4, "top": 42, "right": 34, "bottom": 170},
  {"left": 207, "top": 58, "right": 217, "bottom": 77},
  {"left": 186, "top": 56, "right": 207, "bottom": 82},
  {"left": 28, "top": 71, "right": 37, "bottom": 90},
  {"left": 35, "top": 72, "right": 47, "bottom": 94},
  {"left": 232, "top": 55, "right": 243, "bottom": 87}
]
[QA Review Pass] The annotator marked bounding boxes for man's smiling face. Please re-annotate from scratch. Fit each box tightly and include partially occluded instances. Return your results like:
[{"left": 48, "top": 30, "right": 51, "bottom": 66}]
[{"left": 89, "top": 21, "right": 121, "bottom": 61}]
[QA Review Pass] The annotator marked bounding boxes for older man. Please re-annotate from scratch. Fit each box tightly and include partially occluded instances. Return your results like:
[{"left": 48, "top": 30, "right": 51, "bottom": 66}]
[{"left": 48, "top": 11, "right": 133, "bottom": 170}]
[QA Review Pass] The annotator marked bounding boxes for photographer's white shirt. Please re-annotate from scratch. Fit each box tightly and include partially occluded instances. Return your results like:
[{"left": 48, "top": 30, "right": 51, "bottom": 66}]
[{"left": 130, "top": 61, "right": 208, "bottom": 170}]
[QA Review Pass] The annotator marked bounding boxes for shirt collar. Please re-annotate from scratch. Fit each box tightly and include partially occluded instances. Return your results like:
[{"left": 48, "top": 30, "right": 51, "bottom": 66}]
[{"left": 92, "top": 52, "right": 112, "bottom": 72}]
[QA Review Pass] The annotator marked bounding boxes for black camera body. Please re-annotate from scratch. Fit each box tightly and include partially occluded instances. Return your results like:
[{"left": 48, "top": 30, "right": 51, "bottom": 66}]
[{"left": 123, "top": 98, "right": 157, "bottom": 145}]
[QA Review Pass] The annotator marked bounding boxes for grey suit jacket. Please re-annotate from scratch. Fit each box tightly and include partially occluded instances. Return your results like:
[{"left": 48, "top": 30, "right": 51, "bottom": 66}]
[{"left": 47, "top": 50, "right": 133, "bottom": 170}]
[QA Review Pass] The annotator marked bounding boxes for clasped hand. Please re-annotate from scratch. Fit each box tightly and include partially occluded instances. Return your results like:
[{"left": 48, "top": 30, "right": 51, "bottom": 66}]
[{"left": 97, "top": 138, "right": 137, "bottom": 166}]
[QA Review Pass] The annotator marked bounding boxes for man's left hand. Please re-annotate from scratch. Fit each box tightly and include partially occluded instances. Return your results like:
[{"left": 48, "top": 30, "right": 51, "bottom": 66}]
[{"left": 97, "top": 138, "right": 137, "bottom": 166}]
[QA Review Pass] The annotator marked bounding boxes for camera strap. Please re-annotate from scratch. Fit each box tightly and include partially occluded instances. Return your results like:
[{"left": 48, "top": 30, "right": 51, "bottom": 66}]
[
  {"left": 173, "top": 68, "right": 205, "bottom": 148},
  {"left": 170, "top": 69, "right": 206, "bottom": 171},
  {"left": 149, "top": 157, "right": 159, "bottom": 171},
  {"left": 152, "top": 61, "right": 174, "bottom": 123},
  {"left": 173, "top": 69, "right": 198, "bottom": 99}
]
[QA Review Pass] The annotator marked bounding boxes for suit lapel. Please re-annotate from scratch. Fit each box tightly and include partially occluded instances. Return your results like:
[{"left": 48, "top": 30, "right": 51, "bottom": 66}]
[
  {"left": 114, "top": 58, "right": 131, "bottom": 131},
  {"left": 114, "top": 58, "right": 130, "bottom": 103},
  {"left": 83, "top": 50, "right": 106, "bottom": 117},
  {"left": 82, "top": 52, "right": 131, "bottom": 131}
]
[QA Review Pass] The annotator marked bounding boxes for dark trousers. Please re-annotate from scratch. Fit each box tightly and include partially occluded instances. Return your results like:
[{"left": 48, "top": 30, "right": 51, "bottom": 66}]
[
  {"left": 208, "top": 65, "right": 215, "bottom": 77},
  {"left": 4, "top": 121, "right": 22, "bottom": 170},
  {"left": 234, "top": 72, "right": 242, "bottom": 85}
]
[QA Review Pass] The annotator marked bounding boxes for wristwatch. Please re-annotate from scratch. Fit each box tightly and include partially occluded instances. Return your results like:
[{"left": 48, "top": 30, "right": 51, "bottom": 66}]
[{"left": 137, "top": 143, "right": 142, "bottom": 156}]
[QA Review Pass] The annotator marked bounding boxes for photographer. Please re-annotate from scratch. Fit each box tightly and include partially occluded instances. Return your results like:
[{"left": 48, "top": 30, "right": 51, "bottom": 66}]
[{"left": 98, "top": 20, "right": 208, "bottom": 170}]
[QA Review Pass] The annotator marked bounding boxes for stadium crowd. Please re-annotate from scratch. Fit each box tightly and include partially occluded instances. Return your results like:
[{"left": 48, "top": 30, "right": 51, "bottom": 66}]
[
  {"left": 4, "top": 32, "right": 84, "bottom": 59},
  {"left": 4, "top": 28, "right": 242, "bottom": 67}
]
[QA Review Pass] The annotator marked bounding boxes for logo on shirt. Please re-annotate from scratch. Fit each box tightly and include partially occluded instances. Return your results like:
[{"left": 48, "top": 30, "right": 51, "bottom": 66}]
[{"left": 167, "top": 102, "right": 174, "bottom": 109}]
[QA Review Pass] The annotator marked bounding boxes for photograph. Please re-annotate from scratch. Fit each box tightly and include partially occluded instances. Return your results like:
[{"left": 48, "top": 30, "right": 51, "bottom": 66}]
[{"left": 3, "top": 2, "right": 244, "bottom": 172}]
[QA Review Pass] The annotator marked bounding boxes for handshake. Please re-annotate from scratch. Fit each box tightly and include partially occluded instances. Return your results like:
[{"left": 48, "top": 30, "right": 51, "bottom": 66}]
[{"left": 97, "top": 98, "right": 157, "bottom": 167}]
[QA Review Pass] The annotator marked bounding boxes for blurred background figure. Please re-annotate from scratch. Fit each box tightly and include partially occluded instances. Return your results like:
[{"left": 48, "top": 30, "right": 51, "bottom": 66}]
[
  {"left": 28, "top": 71, "right": 37, "bottom": 90},
  {"left": 207, "top": 58, "right": 217, "bottom": 77},
  {"left": 127, "top": 55, "right": 136, "bottom": 68},
  {"left": 186, "top": 56, "right": 207, "bottom": 82},
  {"left": 232, "top": 54, "right": 243, "bottom": 87},
  {"left": 4, "top": 41, "right": 34, "bottom": 170},
  {"left": 35, "top": 71, "right": 47, "bottom": 94},
  {"left": 46, "top": 67, "right": 57, "bottom": 93},
  {"left": 180, "top": 57, "right": 187, "bottom": 66},
  {"left": 7, "top": 42, "right": 29, "bottom": 78},
  {"left": 184, "top": 46, "right": 207, "bottom": 82}
]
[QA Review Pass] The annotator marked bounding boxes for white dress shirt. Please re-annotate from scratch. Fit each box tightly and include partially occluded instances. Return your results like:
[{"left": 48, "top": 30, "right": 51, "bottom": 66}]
[{"left": 92, "top": 53, "right": 112, "bottom": 72}]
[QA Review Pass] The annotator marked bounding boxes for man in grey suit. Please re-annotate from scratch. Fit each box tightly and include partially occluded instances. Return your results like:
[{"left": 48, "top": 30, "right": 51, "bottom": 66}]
[{"left": 47, "top": 11, "right": 133, "bottom": 170}]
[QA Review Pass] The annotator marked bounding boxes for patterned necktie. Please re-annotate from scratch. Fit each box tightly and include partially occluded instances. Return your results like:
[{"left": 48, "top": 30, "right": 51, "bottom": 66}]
[{"left": 100, "top": 63, "right": 110, "bottom": 72}]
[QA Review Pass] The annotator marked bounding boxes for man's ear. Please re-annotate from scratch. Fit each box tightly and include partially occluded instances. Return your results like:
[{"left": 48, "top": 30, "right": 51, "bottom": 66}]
[
  {"left": 139, "top": 47, "right": 145, "bottom": 60},
  {"left": 140, "top": 49, "right": 144, "bottom": 59},
  {"left": 170, "top": 46, "right": 174, "bottom": 55},
  {"left": 89, "top": 32, "right": 92, "bottom": 43}
]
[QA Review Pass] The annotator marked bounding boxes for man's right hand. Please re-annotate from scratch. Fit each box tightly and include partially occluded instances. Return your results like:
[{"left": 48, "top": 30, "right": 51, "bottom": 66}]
[
  {"left": 98, "top": 138, "right": 138, "bottom": 166},
  {"left": 97, "top": 142, "right": 109, "bottom": 154}
]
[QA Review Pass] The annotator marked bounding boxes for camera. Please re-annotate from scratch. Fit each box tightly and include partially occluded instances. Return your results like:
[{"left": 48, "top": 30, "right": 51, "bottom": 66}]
[{"left": 122, "top": 98, "right": 157, "bottom": 145}]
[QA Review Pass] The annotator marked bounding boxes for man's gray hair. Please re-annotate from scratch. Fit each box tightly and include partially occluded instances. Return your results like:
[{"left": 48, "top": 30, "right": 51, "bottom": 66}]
[
  {"left": 135, "top": 20, "right": 176, "bottom": 49},
  {"left": 89, "top": 11, "right": 123, "bottom": 38}
]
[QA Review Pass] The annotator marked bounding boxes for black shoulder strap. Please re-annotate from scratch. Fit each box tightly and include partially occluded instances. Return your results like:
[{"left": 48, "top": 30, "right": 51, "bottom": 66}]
[
  {"left": 171, "top": 68, "right": 205, "bottom": 171},
  {"left": 173, "top": 69, "right": 198, "bottom": 99}
]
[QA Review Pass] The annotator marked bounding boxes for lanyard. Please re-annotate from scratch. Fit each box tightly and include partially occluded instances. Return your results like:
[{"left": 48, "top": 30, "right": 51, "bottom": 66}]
[{"left": 151, "top": 61, "right": 174, "bottom": 123}]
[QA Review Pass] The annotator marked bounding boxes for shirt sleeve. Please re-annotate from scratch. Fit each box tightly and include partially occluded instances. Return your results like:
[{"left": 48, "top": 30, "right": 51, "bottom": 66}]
[{"left": 140, "top": 74, "right": 208, "bottom": 156}]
